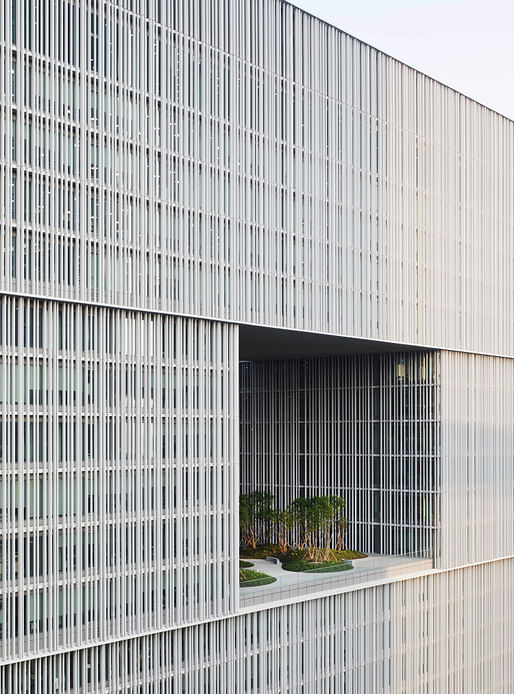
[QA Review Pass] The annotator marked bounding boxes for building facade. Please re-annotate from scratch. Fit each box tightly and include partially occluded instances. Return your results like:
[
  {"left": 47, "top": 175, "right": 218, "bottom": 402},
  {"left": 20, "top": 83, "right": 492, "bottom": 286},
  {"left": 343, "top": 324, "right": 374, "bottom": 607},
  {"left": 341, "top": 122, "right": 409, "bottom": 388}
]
[{"left": 0, "top": 0, "right": 513, "bottom": 691}]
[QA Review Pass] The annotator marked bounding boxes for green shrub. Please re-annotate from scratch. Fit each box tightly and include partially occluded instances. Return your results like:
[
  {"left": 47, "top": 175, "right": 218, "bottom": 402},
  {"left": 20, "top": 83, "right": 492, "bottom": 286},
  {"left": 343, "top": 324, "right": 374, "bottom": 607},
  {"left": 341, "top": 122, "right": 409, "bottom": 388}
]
[
  {"left": 239, "top": 568, "right": 277, "bottom": 587},
  {"left": 303, "top": 562, "right": 353, "bottom": 574},
  {"left": 240, "top": 544, "right": 280, "bottom": 560},
  {"left": 241, "top": 545, "right": 366, "bottom": 564},
  {"left": 340, "top": 549, "right": 366, "bottom": 559},
  {"left": 239, "top": 560, "right": 253, "bottom": 568},
  {"left": 281, "top": 557, "right": 352, "bottom": 573}
]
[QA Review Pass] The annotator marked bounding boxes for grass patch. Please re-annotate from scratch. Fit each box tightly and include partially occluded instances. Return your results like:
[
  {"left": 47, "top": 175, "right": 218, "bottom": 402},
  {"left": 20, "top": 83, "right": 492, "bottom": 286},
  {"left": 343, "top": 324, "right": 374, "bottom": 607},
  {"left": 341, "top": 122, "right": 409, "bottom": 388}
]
[
  {"left": 240, "top": 545, "right": 364, "bottom": 573},
  {"left": 280, "top": 557, "right": 352, "bottom": 573},
  {"left": 241, "top": 545, "right": 365, "bottom": 561},
  {"left": 340, "top": 549, "right": 367, "bottom": 560},
  {"left": 307, "top": 563, "right": 352, "bottom": 574},
  {"left": 239, "top": 568, "right": 276, "bottom": 588},
  {"left": 239, "top": 560, "right": 253, "bottom": 568},
  {"left": 240, "top": 544, "right": 281, "bottom": 560}
]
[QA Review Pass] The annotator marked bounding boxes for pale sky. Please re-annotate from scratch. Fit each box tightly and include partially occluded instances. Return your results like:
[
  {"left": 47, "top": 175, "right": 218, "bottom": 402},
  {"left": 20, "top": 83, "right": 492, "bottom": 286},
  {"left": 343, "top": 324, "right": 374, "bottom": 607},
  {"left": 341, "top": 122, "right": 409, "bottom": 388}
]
[{"left": 292, "top": 0, "right": 514, "bottom": 121}]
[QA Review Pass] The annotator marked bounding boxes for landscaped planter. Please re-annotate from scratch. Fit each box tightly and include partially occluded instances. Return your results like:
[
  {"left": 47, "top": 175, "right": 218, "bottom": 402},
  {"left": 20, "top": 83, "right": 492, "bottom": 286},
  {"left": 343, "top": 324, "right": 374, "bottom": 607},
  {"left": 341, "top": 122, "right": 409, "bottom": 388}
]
[{"left": 239, "top": 568, "right": 277, "bottom": 588}]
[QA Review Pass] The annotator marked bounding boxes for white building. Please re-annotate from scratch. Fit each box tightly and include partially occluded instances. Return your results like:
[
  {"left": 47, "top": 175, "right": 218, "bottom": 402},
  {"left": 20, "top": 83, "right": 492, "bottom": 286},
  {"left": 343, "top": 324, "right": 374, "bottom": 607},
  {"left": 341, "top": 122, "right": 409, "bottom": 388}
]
[{"left": 0, "top": 0, "right": 513, "bottom": 691}]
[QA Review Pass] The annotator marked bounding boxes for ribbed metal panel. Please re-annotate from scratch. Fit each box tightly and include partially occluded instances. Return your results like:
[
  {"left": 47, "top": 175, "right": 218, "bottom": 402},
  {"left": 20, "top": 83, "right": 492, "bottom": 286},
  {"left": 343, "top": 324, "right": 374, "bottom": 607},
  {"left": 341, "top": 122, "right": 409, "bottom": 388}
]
[
  {"left": 1, "top": 558, "right": 513, "bottom": 693},
  {"left": 439, "top": 351, "right": 514, "bottom": 568},
  {"left": 0, "top": 0, "right": 513, "bottom": 355},
  {"left": 0, "top": 0, "right": 513, "bottom": 690},
  {"left": 0, "top": 296, "right": 239, "bottom": 661}
]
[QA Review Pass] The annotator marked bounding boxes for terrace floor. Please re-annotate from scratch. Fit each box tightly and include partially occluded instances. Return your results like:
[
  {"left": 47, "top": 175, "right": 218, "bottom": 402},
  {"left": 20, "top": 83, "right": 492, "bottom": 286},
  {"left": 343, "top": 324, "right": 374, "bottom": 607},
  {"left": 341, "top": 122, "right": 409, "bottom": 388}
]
[{"left": 239, "top": 554, "right": 434, "bottom": 608}]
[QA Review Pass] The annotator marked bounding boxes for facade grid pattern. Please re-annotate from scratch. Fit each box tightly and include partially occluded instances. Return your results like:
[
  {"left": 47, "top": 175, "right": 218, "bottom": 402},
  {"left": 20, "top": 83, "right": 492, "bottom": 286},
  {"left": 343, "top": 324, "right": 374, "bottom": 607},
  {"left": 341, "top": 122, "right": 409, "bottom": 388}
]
[
  {"left": 0, "top": 296, "right": 239, "bottom": 662},
  {"left": 0, "top": 0, "right": 513, "bottom": 355},
  {"left": 439, "top": 351, "right": 514, "bottom": 568},
  {"left": 0, "top": 0, "right": 512, "bottom": 691}
]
